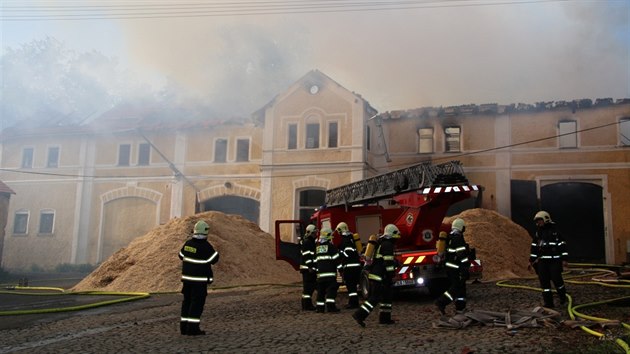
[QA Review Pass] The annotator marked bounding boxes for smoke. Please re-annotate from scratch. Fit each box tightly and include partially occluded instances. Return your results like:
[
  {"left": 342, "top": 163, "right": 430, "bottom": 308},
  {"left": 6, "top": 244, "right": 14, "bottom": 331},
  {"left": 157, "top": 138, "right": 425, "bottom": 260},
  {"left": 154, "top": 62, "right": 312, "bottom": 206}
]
[{"left": 1, "top": 1, "right": 628, "bottom": 128}]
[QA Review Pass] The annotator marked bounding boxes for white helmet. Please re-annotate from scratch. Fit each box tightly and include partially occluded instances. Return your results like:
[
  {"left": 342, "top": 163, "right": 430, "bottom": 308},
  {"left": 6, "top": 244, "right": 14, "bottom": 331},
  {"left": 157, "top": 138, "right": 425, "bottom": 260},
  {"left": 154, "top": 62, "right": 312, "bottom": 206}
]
[
  {"left": 319, "top": 227, "right": 334, "bottom": 242},
  {"left": 305, "top": 224, "right": 317, "bottom": 237},
  {"left": 452, "top": 218, "right": 465, "bottom": 232},
  {"left": 383, "top": 224, "right": 401, "bottom": 239},
  {"left": 534, "top": 211, "right": 552, "bottom": 224}
]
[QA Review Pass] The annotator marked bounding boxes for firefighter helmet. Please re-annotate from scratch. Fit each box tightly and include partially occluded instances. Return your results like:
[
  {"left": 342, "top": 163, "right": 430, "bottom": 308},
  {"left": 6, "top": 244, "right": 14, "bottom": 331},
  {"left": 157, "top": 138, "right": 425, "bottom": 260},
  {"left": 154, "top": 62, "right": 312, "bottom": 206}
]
[
  {"left": 194, "top": 220, "right": 209, "bottom": 235},
  {"left": 452, "top": 218, "right": 465, "bottom": 232},
  {"left": 383, "top": 224, "right": 401, "bottom": 239},
  {"left": 534, "top": 211, "right": 552, "bottom": 224},
  {"left": 336, "top": 222, "right": 349, "bottom": 234},
  {"left": 320, "top": 227, "right": 334, "bottom": 242},
  {"left": 305, "top": 224, "right": 317, "bottom": 237}
]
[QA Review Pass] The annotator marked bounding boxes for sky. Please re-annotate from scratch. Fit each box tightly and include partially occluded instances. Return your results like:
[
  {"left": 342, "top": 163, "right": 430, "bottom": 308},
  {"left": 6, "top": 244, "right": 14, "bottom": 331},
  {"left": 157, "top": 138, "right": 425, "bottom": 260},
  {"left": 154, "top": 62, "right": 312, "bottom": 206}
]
[{"left": 1, "top": 0, "right": 629, "bottom": 122}]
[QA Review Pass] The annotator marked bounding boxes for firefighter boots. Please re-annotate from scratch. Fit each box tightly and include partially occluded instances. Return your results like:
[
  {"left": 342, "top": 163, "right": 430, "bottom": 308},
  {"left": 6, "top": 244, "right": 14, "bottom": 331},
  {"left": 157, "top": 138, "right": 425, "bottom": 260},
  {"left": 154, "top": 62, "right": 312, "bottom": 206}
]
[
  {"left": 326, "top": 302, "right": 341, "bottom": 313},
  {"left": 345, "top": 296, "right": 359, "bottom": 309},
  {"left": 543, "top": 291, "right": 554, "bottom": 308},
  {"left": 187, "top": 323, "right": 206, "bottom": 336},
  {"left": 316, "top": 304, "right": 326, "bottom": 313},
  {"left": 179, "top": 321, "right": 188, "bottom": 335},
  {"left": 301, "top": 298, "right": 316, "bottom": 311},
  {"left": 558, "top": 286, "right": 568, "bottom": 305},
  {"left": 435, "top": 299, "right": 446, "bottom": 315},
  {"left": 352, "top": 310, "right": 367, "bottom": 328},
  {"left": 379, "top": 312, "right": 396, "bottom": 325}
]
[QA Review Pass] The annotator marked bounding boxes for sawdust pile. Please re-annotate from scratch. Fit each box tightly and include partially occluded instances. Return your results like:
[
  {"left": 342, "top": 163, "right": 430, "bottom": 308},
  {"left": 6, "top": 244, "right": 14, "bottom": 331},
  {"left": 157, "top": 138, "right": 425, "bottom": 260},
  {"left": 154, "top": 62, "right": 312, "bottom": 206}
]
[
  {"left": 445, "top": 208, "right": 532, "bottom": 281},
  {"left": 72, "top": 211, "right": 300, "bottom": 293},
  {"left": 73, "top": 208, "right": 531, "bottom": 293}
]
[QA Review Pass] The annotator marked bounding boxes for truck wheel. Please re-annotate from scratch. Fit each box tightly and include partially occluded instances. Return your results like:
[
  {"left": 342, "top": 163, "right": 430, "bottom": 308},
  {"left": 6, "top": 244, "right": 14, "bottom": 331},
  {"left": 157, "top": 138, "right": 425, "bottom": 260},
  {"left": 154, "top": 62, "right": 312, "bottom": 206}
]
[{"left": 359, "top": 270, "right": 370, "bottom": 299}]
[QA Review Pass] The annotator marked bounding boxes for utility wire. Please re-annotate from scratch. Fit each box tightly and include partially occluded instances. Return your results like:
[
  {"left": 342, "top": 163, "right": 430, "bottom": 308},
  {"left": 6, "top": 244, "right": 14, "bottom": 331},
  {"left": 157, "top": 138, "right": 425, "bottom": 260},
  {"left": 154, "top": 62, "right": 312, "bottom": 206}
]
[
  {"left": 1, "top": 0, "right": 569, "bottom": 21},
  {"left": 0, "top": 119, "right": 626, "bottom": 180}
]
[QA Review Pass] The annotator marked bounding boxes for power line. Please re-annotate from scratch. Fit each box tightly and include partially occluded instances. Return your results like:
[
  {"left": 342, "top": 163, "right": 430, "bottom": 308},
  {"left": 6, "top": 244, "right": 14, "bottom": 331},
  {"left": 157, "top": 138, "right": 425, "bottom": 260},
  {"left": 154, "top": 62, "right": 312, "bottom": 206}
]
[
  {"left": 1, "top": 0, "right": 569, "bottom": 21},
  {"left": 0, "top": 119, "right": 625, "bottom": 180}
]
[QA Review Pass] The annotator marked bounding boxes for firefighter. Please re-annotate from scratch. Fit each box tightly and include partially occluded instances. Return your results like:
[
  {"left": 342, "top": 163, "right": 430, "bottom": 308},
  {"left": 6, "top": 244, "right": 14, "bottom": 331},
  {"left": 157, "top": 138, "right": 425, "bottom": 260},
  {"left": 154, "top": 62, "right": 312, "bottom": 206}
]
[
  {"left": 435, "top": 218, "right": 470, "bottom": 315},
  {"left": 299, "top": 224, "right": 318, "bottom": 311},
  {"left": 178, "top": 220, "right": 220, "bottom": 335},
  {"left": 315, "top": 227, "right": 342, "bottom": 313},
  {"left": 337, "top": 222, "right": 361, "bottom": 309},
  {"left": 352, "top": 224, "right": 400, "bottom": 327},
  {"left": 530, "top": 211, "right": 569, "bottom": 308}
]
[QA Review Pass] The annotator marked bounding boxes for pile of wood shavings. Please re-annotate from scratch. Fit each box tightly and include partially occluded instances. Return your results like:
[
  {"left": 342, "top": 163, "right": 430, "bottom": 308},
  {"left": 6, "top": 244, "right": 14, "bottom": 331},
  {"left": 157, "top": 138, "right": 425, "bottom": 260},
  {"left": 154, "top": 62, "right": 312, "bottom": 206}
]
[
  {"left": 72, "top": 211, "right": 300, "bottom": 293},
  {"left": 73, "top": 208, "right": 531, "bottom": 293}
]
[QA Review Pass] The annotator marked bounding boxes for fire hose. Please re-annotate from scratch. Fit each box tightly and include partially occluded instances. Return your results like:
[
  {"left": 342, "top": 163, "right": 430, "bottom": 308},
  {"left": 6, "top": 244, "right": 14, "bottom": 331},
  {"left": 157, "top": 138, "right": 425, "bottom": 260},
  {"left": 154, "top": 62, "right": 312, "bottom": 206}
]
[{"left": 496, "top": 263, "right": 630, "bottom": 354}]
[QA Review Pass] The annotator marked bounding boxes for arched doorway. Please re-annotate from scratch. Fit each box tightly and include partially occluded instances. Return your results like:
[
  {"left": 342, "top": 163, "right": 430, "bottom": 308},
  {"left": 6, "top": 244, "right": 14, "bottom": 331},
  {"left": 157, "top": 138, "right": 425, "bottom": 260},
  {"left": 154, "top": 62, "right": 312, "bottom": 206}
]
[{"left": 203, "top": 195, "right": 260, "bottom": 224}]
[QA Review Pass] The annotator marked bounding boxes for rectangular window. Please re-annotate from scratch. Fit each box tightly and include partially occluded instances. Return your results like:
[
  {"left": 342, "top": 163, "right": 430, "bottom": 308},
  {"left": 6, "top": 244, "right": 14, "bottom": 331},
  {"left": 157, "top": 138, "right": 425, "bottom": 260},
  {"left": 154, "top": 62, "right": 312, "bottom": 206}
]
[
  {"left": 22, "top": 147, "right": 34, "bottom": 168},
  {"left": 138, "top": 143, "right": 150, "bottom": 165},
  {"left": 214, "top": 139, "right": 227, "bottom": 163},
  {"left": 620, "top": 118, "right": 630, "bottom": 146},
  {"left": 288, "top": 124, "right": 297, "bottom": 150},
  {"left": 306, "top": 123, "right": 319, "bottom": 149},
  {"left": 559, "top": 120, "right": 577, "bottom": 148},
  {"left": 366, "top": 126, "right": 371, "bottom": 151},
  {"left": 236, "top": 139, "right": 250, "bottom": 162},
  {"left": 328, "top": 122, "right": 338, "bottom": 148},
  {"left": 13, "top": 211, "right": 29, "bottom": 234},
  {"left": 39, "top": 210, "right": 55, "bottom": 234},
  {"left": 445, "top": 126, "right": 461, "bottom": 152},
  {"left": 118, "top": 144, "right": 131, "bottom": 166},
  {"left": 418, "top": 128, "right": 434, "bottom": 153},
  {"left": 47, "top": 146, "right": 59, "bottom": 168}
]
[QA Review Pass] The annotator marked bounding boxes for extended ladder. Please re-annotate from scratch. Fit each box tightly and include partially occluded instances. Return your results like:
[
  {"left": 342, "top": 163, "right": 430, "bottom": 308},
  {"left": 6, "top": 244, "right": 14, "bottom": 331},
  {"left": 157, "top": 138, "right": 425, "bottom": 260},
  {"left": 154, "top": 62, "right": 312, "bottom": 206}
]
[{"left": 325, "top": 160, "right": 469, "bottom": 207}]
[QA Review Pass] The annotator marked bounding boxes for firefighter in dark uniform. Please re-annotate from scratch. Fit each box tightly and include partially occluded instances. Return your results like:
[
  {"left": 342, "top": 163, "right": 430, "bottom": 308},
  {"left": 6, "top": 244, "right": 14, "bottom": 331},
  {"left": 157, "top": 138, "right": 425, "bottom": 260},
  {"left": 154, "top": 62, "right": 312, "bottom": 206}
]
[
  {"left": 336, "top": 222, "right": 362, "bottom": 309},
  {"left": 299, "top": 224, "right": 318, "bottom": 311},
  {"left": 315, "top": 227, "right": 342, "bottom": 313},
  {"left": 530, "top": 211, "right": 568, "bottom": 308},
  {"left": 178, "top": 220, "right": 220, "bottom": 335},
  {"left": 352, "top": 224, "right": 400, "bottom": 327},
  {"left": 435, "top": 218, "right": 470, "bottom": 315}
]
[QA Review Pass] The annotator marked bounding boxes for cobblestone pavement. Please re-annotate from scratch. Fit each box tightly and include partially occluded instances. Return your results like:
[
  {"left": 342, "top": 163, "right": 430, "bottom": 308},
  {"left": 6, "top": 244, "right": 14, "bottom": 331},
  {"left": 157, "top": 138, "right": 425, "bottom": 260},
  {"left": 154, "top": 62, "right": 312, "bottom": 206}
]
[{"left": 0, "top": 278, "right": 625, "bottom": 354}]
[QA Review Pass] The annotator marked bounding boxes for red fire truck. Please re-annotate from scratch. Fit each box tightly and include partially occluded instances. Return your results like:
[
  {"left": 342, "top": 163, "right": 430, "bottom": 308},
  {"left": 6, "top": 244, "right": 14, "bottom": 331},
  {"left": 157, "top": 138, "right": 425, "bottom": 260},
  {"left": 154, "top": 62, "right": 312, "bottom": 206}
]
[{"left": 275, "top": 160, "right": 483, "bottom": 297}]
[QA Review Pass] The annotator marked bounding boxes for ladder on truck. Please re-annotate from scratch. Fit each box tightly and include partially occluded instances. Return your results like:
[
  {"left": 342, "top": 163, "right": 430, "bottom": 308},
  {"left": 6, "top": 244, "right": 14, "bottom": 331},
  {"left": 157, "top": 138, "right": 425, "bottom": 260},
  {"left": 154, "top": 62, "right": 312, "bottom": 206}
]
[{"left": 325, "top": 160, "right": 469, "bottom": 207}]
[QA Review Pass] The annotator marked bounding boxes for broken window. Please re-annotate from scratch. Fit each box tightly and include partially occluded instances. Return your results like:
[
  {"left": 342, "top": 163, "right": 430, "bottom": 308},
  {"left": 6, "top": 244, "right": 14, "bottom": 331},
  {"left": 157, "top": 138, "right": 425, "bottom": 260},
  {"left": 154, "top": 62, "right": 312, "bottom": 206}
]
[
  {"left": 418, "top": 128, "right": 434, "bottom": 154},
  {"left": 559, "top": 120, "right": 577, "bottom": 148},
  {"left": 620, "top": 118, "right": 630, "bottom": 146},
  {"left": 298, "top": 189, "right": 326, "bottom": 228},
  {"left": 445, "top": 126, "right": 461, "bottom": 152}
]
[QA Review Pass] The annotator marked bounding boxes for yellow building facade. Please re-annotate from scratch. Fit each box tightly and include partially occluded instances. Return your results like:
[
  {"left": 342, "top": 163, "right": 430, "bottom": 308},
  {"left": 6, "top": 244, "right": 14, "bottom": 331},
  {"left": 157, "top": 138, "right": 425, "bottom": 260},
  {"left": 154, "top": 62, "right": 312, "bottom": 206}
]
[{"left": 1, "top": 70, "right": 629, "bottom": 270}]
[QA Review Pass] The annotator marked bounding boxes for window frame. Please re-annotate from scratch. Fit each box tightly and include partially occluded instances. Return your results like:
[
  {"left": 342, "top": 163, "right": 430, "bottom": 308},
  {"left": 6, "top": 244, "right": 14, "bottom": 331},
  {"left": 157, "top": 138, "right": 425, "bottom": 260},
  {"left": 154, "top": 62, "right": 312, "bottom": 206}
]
[
  {"left": 236, "top": 138, "right": 250, "bottom": 162},
  {"left": 118, "top": 144, "right": 131, "bottom": 166},
  {"left": 214, "top": 138, "right": 228, "bottom": 163},
  {"left": 305, "top": 123, "right": 320, "bottom": 149},
  {"left": 366, "top": 126, "right": 371, "bottom": 151},
  {"left": 38, "top": 209, "right": 55, "bottom": 235},
  {"left": 46, "top": 146, "right": 60, "bottom": 168},
  {"left": 21, "top": 147, "right": 34, "bottom": 168},
  {"left": 138, "top": 142, "right": 151, "bottom": 166},
  {"left": 444, "top": 126, "right": 461, "bottom": 153},
  {"left": 619, "top": 117, "right": 630, "bottom": 146},
  {"left": 13, "top": 210, "right": 29, "bottom": 235},
  {"left": 288, "top": 124, "right": 297, "bottom": 150},
  {"left": 558, "top": 120, "right": 577, "bottom": 149},
  {"left": 328, "top": 121, "right": 338, "bottom": 148},
  {"left": 418, "top": 127, "right": 434, "bottom": 154}
]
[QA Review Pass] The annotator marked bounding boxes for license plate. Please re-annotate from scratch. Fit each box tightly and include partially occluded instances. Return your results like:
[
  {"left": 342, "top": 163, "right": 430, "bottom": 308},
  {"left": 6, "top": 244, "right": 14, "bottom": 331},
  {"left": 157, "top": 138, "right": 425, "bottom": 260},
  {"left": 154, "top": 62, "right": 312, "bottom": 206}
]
[{"left": 394, "top": 279, "right": 416, "bottom": 287}]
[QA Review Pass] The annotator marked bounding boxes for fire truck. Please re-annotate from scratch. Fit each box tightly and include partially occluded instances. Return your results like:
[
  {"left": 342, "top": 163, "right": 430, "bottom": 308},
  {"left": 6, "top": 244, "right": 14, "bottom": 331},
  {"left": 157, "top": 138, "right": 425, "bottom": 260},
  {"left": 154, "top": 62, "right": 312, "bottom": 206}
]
[{"left": 275, "top": 160, "right": 483, "bottom": 297}]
